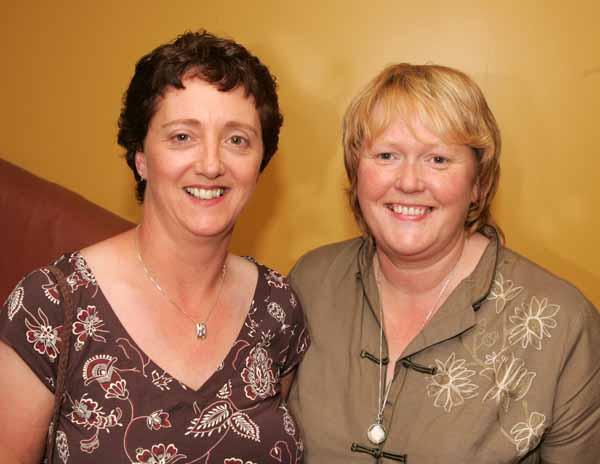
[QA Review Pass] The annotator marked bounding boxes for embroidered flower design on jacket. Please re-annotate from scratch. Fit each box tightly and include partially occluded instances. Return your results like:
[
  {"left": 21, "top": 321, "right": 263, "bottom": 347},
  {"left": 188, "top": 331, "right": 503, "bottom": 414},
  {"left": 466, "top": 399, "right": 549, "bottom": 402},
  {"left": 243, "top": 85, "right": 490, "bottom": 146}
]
[
  {"left": 134, "top": 443, "right": 186, "bottom": 464},
  {"left": 510, "top": 412, "right": 546, "bottom": 455},
  {"left": 426, "top": 352, "right": 479, "bottom": 412},
  {"left": 509, "top": 296, "right": 560, "bottom": 350},
  {"left": 487, "top": 272, "right": 523, "bottom": 314},
  {"left": 25, "top": 308, "right": 61, "bottom": 361},
  {"left": 241, "top": 346, "right": 276, "bottom": 400},
  {"left": 480, "top": 349, "right": 536, "bottom": 412},
  {"left": 72, "top": 305, "right": 109, "bottom": 350}
]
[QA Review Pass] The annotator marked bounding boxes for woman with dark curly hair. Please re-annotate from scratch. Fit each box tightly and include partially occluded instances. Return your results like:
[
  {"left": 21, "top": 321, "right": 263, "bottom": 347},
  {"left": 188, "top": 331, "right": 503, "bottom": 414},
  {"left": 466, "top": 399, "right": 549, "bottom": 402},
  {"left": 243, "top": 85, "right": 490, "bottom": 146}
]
[{"left": 0, "top": 31, "right": 309, "bottom": 463}]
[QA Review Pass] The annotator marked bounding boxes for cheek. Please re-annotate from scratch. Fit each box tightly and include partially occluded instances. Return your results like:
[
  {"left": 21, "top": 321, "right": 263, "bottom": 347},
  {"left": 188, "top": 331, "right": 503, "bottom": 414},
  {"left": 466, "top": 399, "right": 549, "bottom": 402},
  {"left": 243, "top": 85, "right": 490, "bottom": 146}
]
[
  {"left": 431, "top": 174, "right": 477, "bottom": 209},
  {"left": 356, "top": 163, "right": 387, "bottom": 202},
  {"left": 237, "top": 161, "right": 261, "bottom": 193}
]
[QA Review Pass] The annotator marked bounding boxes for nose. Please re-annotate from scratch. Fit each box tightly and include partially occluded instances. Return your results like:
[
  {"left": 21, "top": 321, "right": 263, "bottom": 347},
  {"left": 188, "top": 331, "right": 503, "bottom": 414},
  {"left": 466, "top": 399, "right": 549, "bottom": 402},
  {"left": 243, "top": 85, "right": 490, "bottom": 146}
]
[
  {"left": 194, "top": 142, "right": 224, "bottom": 179},
  {"left": 394, "top": 160, "right": 424, "bottom": 193}
]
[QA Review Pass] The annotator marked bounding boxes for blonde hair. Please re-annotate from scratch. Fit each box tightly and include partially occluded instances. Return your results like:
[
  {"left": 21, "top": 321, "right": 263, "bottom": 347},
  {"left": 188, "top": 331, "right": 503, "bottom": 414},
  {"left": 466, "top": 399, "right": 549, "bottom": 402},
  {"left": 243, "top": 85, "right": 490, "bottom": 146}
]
[{"left": 343, "top": 63, "right": 502, "bottom": 238}]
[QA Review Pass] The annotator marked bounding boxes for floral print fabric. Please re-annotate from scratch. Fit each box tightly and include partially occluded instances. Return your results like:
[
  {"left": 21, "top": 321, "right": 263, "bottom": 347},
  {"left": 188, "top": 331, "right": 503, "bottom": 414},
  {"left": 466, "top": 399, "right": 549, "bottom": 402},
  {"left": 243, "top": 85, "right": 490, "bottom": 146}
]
[{"left": 0, "top": 252, "right": 310, "bottom": 463}]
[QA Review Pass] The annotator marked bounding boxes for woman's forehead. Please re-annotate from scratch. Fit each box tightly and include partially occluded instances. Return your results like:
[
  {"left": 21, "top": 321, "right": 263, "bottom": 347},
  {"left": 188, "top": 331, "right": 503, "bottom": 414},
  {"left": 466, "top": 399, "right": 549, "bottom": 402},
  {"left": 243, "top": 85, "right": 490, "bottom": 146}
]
[{"left": 366, "top": 102, "right": 464, "bottom": 148}]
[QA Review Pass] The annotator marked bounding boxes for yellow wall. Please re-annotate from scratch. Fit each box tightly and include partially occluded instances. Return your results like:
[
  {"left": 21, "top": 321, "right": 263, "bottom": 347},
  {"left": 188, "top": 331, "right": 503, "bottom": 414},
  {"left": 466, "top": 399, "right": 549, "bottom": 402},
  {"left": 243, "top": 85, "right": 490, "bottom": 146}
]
[{"left": 1, "top": 1, "right": 599, "bottom": 307}]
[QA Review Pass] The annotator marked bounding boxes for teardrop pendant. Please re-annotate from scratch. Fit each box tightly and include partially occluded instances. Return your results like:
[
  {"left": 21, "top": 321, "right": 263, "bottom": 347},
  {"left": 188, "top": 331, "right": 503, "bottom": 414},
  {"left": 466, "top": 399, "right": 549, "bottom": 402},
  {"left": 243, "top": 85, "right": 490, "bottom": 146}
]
[
  {"left": 196, "top": 322, "right": 207, "bottom": 340},
  {"left": 367, "top": 422, "right": 387, "bottom": 445}
]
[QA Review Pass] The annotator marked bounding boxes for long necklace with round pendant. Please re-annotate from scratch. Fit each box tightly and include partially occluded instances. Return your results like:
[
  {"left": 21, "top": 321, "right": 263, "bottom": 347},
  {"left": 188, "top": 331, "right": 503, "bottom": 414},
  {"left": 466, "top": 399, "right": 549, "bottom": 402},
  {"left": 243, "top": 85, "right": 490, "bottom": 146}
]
[
  {"left": 369, "top": 249, "right": 463, "bottom": 445},
  {"left": 367, "top": 281, "right": 394, "bottom": 447}
]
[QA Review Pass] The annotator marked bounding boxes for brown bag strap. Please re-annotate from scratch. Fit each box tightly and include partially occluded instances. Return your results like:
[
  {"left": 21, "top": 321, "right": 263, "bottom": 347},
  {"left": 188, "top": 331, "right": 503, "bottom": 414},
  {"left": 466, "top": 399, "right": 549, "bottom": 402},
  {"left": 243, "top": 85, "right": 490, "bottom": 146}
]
[{"left": 45, "top": 265, "right": 75, "bottom": 464}]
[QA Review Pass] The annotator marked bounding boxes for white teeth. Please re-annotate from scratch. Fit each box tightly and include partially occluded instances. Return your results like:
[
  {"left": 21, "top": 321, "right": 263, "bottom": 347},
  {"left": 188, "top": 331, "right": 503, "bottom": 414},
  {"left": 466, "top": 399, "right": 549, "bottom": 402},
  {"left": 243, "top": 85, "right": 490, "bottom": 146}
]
[
  {"left": 184, "top": 187, "right": 225, "bottom": 200},
  {"left": 391, "top": 205, "right": 429, "bottom": 216}
]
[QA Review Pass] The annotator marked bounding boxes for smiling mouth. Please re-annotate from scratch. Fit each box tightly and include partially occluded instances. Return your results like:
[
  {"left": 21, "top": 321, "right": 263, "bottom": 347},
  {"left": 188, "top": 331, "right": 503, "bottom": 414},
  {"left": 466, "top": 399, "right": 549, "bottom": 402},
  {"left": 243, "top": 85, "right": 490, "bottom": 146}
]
[
  {"left": 387, "top": 205, "right": 433, "bottom": 216},
  {"left": 184, "top": 187, "right": 226, "bottom": 200}
]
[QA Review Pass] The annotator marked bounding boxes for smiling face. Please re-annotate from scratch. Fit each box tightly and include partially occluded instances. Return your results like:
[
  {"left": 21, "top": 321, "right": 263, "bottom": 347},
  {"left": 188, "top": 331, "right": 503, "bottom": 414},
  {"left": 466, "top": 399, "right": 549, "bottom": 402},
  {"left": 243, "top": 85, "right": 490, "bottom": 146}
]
[
  {"left": 357, "top": 114, "right": 478, "bottom": 264},
  {"left": 135, "top": 77, "right": 263, "bottom": 240}
]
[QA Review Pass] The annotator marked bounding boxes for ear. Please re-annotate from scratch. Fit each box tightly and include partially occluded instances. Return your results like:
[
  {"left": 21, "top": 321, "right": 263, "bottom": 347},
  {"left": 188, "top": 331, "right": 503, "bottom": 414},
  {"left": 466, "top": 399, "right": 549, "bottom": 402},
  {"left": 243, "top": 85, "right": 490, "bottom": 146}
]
[
  {"left": 135, "top": 151, "right": 147, "bottom": 180},
  {"left": 470, "top": 177, "right": 480, "bottom": 204}
]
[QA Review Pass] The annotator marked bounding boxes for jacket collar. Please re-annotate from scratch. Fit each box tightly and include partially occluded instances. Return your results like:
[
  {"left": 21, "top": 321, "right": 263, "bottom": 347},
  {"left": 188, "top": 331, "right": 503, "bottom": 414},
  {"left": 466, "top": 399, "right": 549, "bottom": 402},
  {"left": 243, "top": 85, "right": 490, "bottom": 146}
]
[{"left": 356, "top": 226, "right": 500, "bottom": 359}]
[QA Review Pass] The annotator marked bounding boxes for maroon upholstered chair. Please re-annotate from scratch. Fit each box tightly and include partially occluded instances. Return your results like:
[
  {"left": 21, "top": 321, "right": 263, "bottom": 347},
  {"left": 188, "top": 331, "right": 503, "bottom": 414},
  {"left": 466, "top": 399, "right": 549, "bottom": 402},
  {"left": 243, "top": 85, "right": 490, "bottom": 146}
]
[{"left": 0, "top": 158, "right": 133, "bottom": 300}]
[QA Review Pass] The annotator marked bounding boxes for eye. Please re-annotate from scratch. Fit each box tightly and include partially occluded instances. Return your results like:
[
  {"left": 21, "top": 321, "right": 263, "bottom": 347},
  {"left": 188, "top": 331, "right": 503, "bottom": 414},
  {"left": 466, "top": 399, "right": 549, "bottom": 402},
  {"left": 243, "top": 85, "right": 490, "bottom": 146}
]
[
  {"left": 173, "top": 133, "right": 190, "bottom": 143},
  {"left": 431, "top": 155, "right": 449, "bottom": 165},
  {"left": 229, "top": 135, "right": 248, "bottom": 146},
  {"left": 376, "top": 152, "right": 395, "bottom": 161}
]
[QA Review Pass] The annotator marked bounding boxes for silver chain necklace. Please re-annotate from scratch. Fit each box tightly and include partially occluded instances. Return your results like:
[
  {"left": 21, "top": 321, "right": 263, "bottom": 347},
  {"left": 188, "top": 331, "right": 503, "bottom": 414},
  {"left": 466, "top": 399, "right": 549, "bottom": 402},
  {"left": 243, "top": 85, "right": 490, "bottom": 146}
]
[
  {"left": 368, "top": 246, "right": 463, "bottom": 445},
  {"left": 134, "top": 226, "right": 227, "bottom": 340}
]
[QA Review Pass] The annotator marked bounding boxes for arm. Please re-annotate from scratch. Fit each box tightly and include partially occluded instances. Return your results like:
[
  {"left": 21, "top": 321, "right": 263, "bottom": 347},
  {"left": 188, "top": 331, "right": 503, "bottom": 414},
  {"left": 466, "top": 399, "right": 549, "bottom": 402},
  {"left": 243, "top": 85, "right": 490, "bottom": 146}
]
[
  {"left": 272, "top": 271, "right": 310, "bottom": 404},
  {"left": 540, "top": 300, "right": 600, "bottom": 463},
  {"left": 280, "top": 370, "right": 297, "bottom": 401},
  {"left": 0, "top": 340, "right": 54, "bottom": 464}
]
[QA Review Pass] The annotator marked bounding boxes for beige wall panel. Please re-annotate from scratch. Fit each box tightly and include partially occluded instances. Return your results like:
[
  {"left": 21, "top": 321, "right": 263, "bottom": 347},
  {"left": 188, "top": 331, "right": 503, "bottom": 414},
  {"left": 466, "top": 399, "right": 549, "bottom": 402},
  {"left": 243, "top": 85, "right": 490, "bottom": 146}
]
[{"left": 1, "top": 1, "right": 598, "bottom": 306}]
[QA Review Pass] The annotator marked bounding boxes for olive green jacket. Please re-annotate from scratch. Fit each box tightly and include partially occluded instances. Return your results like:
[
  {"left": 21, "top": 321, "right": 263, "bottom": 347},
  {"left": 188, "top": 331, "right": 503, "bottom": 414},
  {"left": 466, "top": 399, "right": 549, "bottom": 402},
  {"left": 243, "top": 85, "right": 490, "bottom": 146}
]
[{"left": 288, "top": 230, "right": 600, "bottom": 463}]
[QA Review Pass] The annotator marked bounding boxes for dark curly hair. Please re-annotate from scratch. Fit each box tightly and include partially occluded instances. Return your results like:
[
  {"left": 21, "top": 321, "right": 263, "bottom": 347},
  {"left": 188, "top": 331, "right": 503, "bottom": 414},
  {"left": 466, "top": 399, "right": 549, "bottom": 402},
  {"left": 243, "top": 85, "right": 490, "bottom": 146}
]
[{"left": 117, "top": 30, "right": 284, "bottom": 202}]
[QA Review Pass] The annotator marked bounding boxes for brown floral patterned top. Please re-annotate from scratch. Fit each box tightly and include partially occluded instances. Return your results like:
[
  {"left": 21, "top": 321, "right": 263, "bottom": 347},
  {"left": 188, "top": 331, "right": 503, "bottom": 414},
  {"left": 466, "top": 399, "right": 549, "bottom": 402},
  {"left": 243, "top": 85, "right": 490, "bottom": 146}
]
[{"left": 0, "top": 252, "right": 310, "bottom": 464}]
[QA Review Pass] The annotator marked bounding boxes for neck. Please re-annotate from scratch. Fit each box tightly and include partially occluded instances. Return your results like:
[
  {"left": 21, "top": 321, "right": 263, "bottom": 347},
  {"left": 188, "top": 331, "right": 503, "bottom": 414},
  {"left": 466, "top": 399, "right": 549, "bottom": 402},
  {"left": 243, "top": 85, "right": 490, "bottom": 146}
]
[
  {"left": 376, "top": 233, "right": 467, "bottom": 298},
  {"left": 136, "top": 215, "right": 229, "bottom": 303}
]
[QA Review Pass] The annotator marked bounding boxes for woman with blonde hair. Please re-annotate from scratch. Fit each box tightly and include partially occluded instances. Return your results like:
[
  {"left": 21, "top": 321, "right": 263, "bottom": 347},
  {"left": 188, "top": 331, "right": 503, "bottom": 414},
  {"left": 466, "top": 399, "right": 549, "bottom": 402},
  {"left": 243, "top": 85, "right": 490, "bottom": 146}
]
[{"left": 288, "top": 63, "right": 600, "bottom": 462}]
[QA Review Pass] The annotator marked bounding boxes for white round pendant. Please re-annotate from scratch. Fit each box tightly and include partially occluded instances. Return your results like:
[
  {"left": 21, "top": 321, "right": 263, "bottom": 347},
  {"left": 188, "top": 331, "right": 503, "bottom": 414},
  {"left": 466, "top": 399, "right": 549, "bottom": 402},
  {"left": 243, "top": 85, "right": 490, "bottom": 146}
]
[{"left": 367, "top": 423, "right": 387, "bottom": 445}]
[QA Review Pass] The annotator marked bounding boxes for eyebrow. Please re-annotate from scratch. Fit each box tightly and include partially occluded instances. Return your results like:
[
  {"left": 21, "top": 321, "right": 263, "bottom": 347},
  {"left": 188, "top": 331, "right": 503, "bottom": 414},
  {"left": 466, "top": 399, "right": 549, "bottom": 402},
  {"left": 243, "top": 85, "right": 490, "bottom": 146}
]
[
  {"left": 161, "top": 118, "right": 259, "bottom": 136},
  {"left": 161, "top": 118, "right": 201, "bottom": 129},
  {"left": 224, "top": 121, "right": 260, "bottom": 137}
]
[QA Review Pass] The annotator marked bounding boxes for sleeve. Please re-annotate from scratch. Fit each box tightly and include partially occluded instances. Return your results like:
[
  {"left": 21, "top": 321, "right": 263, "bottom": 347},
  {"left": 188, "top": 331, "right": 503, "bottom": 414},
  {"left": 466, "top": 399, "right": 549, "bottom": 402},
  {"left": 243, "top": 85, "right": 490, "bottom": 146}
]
[
  {"left": 541, "top": 297, "right": 600, "bottom": 463},
  {"left": 0, "top": 267, "right": 66, "bottom": 393},
  {"left": 288, "top": 253, "right": 314, "bottom": 309},
  {"left": 272, "top": 279, "right": 311, "bottom": 378}
]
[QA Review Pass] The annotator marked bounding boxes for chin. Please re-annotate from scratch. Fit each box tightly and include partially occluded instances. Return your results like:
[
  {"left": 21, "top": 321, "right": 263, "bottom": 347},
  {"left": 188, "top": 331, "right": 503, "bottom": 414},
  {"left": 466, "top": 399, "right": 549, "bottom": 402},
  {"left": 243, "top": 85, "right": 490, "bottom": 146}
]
[{"left": 181, "top": 220, "right": 233, "bottom": 238}]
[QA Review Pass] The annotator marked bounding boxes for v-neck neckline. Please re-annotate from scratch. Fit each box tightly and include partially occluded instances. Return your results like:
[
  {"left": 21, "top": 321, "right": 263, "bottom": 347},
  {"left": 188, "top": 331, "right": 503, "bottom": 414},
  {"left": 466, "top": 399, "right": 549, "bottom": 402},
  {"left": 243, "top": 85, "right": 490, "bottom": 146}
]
[{"left": 72, "top": 252, "right": 264, "bottom": 394}]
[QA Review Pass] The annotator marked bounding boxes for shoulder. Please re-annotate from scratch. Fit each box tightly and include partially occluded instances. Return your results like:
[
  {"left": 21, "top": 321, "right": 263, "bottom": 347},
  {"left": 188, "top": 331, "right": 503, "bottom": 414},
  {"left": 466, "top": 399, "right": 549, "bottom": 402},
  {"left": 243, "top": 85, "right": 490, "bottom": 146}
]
[
  {"left": 5, "top": 253, "right": 77, "bottom": 312},
  {"left": 250, "top": 258, "right": 299, "bottom": 313},
  {"left": 292, "top": 237, "right": 364, "bottom": 270},
  {"left": 489, "top": 246, "right": 600, "bottom": 354},
  {"left": 0, "top": 253, "right": 82, "bottom": 381},
  {"left": 252, "top": 259, "right": 309, "bottom": 339},
  {"left": 289, "top": 237, "right": 364, "bottom": 289},
  {"left": 250, "top": 258, "right": 291, "bottom": 292},
  {"left": 493, "top": 250, "right": 600, "bottom": 452},
  {"left": 3, "top": 251, "right": 98, "bottom": 337},
  {"left": 497, "top": 246, "right": 597, "bottom": 316}
]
